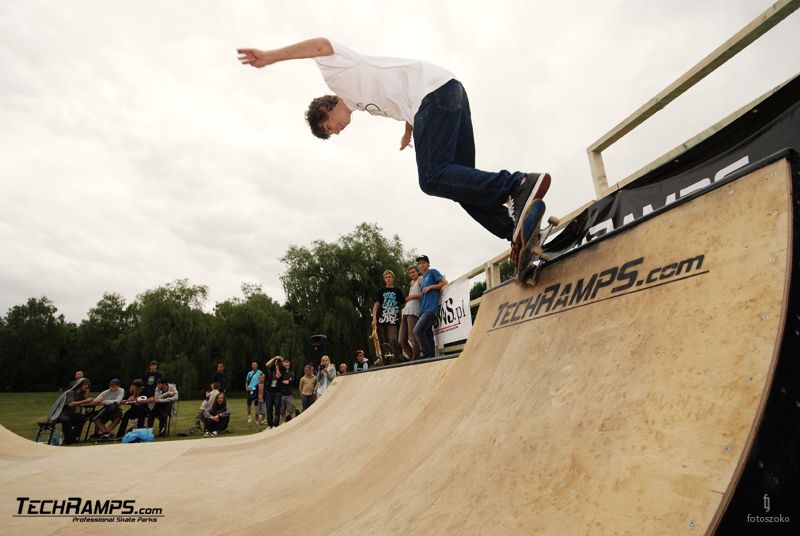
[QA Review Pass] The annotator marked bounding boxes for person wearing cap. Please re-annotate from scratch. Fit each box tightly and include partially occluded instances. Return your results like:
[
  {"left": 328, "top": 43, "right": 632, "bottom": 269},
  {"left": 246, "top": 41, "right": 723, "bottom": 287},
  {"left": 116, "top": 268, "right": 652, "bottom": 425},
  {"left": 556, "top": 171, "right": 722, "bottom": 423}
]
[
  {"left": 353, "top": 349, "right": 370, "bottom": 372},
  {"left": 237, "top": 39, "right": 552, "bottom": 263},
  {"left": 413, "top": 256, "right": 448, "bottom": 359},
  {"left": 89, "top": 379, "right": 125, "bottom": 439},
  {"left": 117, "top": 379, "right": 149, "bottom": 438}
]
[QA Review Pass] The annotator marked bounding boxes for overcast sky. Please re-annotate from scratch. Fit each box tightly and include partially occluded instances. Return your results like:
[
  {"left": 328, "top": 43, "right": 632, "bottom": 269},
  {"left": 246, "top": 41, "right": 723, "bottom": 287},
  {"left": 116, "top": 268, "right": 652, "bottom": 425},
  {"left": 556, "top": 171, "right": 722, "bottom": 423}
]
[{"left": 2, "top": 1, "right": 798, "bottom": 322}]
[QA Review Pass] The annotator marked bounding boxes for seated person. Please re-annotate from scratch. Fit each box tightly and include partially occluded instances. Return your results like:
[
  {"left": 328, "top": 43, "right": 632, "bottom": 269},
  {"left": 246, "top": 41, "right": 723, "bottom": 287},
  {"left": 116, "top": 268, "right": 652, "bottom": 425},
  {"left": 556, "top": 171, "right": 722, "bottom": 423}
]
[
  {"left": 90, "top": 379, "right": 125, "bottom": 439},
  {"left": 194, "top": 382, "right": 220, "bottom": 431},
  {"left": 204, "top": 393, "right": 231, "bottom": 436},
  {"left": 55, "top": 378, "right": 92, "bottom": 444},
  {"left": 116, "top": 379, "right": 150, "bottom": 438},
  {"left": 147, "top": 378, "right": 179, "bottom": 437}
]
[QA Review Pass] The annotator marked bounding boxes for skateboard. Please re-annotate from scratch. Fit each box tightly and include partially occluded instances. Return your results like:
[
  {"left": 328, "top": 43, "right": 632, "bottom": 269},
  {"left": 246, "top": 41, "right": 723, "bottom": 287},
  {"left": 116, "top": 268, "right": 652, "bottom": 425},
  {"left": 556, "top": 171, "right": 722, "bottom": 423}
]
[
  {"left": 369, "top": 329, "right": 383, "bottom": 365},
  {"left": 515, "top": 199, "right": 560, "bottom": 286}
]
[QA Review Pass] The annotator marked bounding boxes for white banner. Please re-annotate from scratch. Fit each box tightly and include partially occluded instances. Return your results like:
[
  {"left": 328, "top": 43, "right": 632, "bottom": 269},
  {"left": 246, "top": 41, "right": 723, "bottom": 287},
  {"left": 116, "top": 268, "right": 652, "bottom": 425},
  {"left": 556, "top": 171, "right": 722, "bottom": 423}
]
[{"left": 433, "top": 276, "right": 473, "bottom": 347}]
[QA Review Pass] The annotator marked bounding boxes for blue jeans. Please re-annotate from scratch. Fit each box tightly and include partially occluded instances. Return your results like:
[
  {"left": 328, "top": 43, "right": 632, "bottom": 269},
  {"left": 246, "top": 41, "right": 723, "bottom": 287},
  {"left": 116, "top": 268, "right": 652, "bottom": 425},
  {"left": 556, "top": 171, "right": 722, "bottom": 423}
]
[
  {"left": 413, "top": 311, "right": 438, "bottom": 358},
  {"left": 413, "top": 79, "right": 523, "bottom": 240}
]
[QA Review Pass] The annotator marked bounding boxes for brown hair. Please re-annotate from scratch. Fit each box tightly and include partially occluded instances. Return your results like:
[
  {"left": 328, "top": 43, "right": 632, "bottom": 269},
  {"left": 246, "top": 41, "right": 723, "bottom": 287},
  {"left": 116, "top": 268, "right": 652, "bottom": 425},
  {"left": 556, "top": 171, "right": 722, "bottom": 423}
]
[{"left": 305, "top": 95, "right": 339, "bottom": 140}]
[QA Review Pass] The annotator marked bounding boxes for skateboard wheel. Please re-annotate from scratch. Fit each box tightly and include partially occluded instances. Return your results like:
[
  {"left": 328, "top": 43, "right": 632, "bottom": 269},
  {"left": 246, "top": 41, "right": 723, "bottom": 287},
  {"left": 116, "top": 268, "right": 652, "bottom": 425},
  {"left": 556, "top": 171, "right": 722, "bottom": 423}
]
[{"left": 547, "top": 216, "right": 560, "bottom": 226}]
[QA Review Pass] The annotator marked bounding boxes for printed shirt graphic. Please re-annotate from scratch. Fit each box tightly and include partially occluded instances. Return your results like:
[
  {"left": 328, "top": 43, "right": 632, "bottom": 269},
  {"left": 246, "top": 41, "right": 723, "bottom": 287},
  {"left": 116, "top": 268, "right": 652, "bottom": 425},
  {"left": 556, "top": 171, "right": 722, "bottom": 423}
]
[
  {"left": 376, "top": 287, "right": 404, "bottom": 326},
  {"left": 419, "top": 269, "right": 444, "bottom": 314},
  {"left": 246, "top": 369, "right": 263, "bottom": 391},
  {"left": 314, "top": 40, "right": 454, "bottom": 125}
]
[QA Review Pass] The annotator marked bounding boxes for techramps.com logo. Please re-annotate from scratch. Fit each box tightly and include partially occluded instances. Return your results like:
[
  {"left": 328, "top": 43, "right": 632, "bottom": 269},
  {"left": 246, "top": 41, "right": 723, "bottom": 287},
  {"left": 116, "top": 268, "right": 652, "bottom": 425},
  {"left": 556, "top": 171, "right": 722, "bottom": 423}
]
[
  {"left": 489, "top": 253, "right": 707, "bottom": 331},
  {"left": 14, "top": 497, "right": 163, "bottom": 524}
]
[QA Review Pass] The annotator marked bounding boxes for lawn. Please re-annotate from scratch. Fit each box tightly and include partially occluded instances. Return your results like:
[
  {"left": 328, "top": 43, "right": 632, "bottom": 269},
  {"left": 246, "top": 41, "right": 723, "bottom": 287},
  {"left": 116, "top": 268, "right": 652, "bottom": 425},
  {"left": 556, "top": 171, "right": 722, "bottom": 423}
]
[{"left": 0, "top": 392, "right": 303, "bottom": 446}]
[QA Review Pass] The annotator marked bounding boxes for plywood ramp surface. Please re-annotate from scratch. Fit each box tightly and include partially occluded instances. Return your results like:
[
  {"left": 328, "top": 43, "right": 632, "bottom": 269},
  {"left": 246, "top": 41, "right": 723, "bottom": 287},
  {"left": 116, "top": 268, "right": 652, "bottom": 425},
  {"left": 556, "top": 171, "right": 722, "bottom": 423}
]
[{"left": 0, "top": 160, "right": 793, "bottom": 535}]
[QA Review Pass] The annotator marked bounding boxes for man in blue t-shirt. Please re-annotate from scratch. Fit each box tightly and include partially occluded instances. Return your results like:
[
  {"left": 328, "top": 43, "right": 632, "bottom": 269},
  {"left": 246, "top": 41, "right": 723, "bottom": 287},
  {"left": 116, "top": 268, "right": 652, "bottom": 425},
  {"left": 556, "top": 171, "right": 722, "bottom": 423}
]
[
  {"left": 413, "top": 255, "right": 448, "bottom": 358},
  {"left": 244, "top": 362, "right": 263, "bottom": 424}
]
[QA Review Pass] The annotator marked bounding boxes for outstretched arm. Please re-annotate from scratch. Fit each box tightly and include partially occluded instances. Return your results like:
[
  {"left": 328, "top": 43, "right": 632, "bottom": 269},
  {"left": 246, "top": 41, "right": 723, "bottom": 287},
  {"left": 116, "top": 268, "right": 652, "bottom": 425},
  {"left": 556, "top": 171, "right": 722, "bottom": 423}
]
[{"left": 238, "top": 38, "right": 333, "bottom": 68}]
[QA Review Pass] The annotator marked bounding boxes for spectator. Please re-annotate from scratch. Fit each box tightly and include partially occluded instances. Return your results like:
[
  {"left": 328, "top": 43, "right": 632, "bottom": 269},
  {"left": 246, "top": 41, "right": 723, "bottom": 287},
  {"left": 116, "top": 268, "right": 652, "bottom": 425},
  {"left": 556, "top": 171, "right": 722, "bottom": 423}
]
[
  {"left": 210, "top": 362, "right": 227, "bottom": 393},
  {"left": 204, "top": 392, "right": 231, "bottom": 437},
  {"left": 117, "top": 379, "right": 149, "bottom": 438},
  {"left": 255, "top": 374, "right": 268, "bottom": 426},
  {"left": 339, "top": 363, "right": 348, "bottom": 375},
  {"left": 399, "top": 264, "right": 422, "bottom": 360},
  {"left": 315, "top": 355, "right": 336, "bottom": 398},
  {"left": 413, "top": 255, "right": 448, "bottom": 358},
  {"left": 372, "top": 270, "right": 406, "bottom": 359},
  {"left": 353, "top": 349, "right": 369, "bottom": 372},
  {"left": 194, "top": 381, "right": 221, "bottom": 432},
  {"left": 298, "top": 365, "right": 317, "bottom": 411},
  {"left": 143, "top": 360, "right": 162, "bottom": 397},
  {"left": 244, "top": 361, "right": 262, "bottom": 423},
  {"left": 90, "top": 379, "right": 125, "bottom": 439},
  {"left": 279, "top": 357, "right": 296, "bottom": 424},
  {"left": 55, "top": 378, "right": 92, "bottom": 444},
  {"left": 265, "top": 356, "right": 284, "bottom": 428},
  {"left": 67, "top": 370, "right": 85, "bottom": 389},
  {"left": 147, "top": 378, "right": 179, "bottom": 437}
]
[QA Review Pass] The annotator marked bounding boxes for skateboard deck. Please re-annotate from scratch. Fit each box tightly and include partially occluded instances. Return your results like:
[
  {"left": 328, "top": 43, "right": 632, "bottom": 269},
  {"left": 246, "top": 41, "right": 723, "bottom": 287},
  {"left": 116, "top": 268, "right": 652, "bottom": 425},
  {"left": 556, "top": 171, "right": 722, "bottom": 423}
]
[
  {"left": 369, "top": 329, "right": 383, "bottom": 365},
  {"left": 515, "top": 200, "right": 560, "bottom": 286}
]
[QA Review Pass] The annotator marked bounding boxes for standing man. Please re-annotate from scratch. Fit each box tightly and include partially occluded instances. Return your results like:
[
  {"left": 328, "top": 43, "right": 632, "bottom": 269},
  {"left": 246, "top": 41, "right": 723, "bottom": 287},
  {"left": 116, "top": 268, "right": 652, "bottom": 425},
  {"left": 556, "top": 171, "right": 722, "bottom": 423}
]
[
  {"left": 372, "top": 270, "right": 405, "bottom": 360},
  {"left": 237, "top": 39, "right": 551, "bottom": 262},
  {"left": 143, "top": 360, "right": 162, "bottom": 398},
  {"left": 244, "top": 361, "right": 262, "bottom": 424},
  {"left": 210, "top": 362, "right": 227, "bottom": 393},
  {"left": 413, "top": 255, "right": 448, "bottom": 359},
  {"left": 264, "top": 356, "right": 284, "bottom": 428}
]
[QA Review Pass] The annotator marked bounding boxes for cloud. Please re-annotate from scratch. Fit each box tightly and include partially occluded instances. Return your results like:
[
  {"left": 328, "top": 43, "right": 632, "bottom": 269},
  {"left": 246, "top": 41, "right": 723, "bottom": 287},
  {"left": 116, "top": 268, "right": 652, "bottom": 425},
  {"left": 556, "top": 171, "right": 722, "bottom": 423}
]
[{"left": 1, "top": 0, "right": 798, "bottom": 320}]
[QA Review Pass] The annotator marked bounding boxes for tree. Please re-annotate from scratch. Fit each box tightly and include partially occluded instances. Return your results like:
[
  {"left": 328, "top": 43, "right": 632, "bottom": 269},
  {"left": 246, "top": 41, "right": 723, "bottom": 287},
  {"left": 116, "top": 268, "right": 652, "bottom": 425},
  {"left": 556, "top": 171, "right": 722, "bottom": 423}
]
[
  {"left": 0, "top": 297, "right": 74, "bottom": 390},
  {"left": 280, "top": 223, "right": 414, "bottom": 366},
  {"left": 73, "top": 293, "right": 135, "bottom": 385},
  {"left": 211, "top": 283, "right": 305, "bottom": 390}
]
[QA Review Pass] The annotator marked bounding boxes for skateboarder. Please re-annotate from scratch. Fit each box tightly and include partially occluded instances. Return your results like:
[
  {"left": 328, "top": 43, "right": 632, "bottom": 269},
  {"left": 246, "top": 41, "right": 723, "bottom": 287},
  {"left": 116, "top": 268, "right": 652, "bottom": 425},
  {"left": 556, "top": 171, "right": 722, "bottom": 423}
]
[
  {"left": 237, "top": 38, "right": 550, "bottom": 258},
  {"left": 372, "top": 270, "right": 405, "bottom": 360}
]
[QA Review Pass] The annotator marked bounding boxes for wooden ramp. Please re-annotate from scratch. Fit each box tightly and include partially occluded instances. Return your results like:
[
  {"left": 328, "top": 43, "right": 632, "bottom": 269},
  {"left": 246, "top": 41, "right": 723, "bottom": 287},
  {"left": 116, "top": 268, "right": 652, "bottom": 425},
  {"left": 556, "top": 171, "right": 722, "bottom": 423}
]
[{"left": 0, "top": 157, "right": 796, "bottom": 535}]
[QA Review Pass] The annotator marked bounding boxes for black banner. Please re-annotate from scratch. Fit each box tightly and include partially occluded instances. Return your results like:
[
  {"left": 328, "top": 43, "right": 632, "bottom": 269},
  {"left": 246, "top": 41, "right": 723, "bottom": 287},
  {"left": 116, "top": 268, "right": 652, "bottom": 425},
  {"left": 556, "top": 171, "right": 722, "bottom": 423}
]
[{"left": 546, "top": 73, "right": 800, "bottom": 257}]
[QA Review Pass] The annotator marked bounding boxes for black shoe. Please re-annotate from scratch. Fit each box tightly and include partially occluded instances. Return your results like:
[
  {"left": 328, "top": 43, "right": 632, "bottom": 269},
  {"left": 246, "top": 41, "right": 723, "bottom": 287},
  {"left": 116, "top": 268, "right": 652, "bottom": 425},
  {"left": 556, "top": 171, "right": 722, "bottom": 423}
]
[{"left": 509, "top": 173, "right": 551, "bottom": 244}]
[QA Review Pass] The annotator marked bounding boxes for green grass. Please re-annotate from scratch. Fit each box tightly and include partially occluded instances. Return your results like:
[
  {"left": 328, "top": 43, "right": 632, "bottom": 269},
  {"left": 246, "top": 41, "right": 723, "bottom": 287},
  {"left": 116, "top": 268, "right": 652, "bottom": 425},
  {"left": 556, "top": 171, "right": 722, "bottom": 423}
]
[{"left": 0, "top": 392, "right": 303, "bottom": 446}]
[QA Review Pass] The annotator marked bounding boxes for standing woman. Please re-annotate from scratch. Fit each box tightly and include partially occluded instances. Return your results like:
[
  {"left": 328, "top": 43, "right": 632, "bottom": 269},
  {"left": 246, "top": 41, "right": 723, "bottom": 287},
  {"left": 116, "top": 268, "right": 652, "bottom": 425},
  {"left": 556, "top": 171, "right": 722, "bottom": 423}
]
[
  {"left": 315, "top": 355, "right": 337, "bottom": 399},
  {"left": 399, "top": 265, "right": 422, "bottom": 360}
]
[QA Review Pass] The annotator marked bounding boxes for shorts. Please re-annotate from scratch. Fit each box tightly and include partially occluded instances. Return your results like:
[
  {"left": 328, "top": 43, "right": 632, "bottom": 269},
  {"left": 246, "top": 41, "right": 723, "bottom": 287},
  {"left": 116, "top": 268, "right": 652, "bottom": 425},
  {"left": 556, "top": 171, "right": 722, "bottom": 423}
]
[
  {"left": 95, "top": 405, "right": 122, "bottom": 423},
  {"left": 280, "top": 396, "right": 297, "bottom": 416},
  {"left": 256, "top": 401, "right": 267, "bottom": 416},
  {"left": 247, "top": 390, "right": 257, "bottom": 405}
]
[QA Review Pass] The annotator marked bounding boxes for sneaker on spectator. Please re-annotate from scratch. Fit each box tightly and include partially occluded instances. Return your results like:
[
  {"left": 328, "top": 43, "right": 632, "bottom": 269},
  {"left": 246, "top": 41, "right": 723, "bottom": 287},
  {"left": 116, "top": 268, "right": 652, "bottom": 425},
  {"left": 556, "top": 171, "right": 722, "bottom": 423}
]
[
  {"left": 212, "top": 431, "right": 218, "bottom": 436},
  {"left": 247, "top": 416, "right": 252, "bottom": 423},
  {"left": 203, "top": 431, "right": 210, "bottom": 437}
]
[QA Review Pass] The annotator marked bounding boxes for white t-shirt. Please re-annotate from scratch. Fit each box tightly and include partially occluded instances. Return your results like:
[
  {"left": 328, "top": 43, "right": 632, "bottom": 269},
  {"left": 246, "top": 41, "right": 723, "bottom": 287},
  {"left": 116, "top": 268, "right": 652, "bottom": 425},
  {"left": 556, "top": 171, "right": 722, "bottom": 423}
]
[{"left": 314, "top": 40, "right": 455, "bottom": 125}]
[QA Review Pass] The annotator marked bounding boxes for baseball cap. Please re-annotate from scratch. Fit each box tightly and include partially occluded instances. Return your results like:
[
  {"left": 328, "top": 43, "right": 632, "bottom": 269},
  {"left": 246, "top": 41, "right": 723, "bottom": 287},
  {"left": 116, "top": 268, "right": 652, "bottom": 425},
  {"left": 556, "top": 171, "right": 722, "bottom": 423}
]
[
  {"left": 416, "top": 255, "right": 429, "bottom": 262},
  {"left": 110, "top": 379, "right": 121, "bottom": 385}
]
